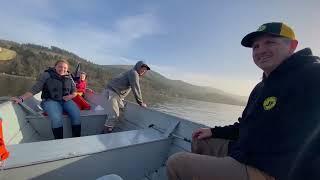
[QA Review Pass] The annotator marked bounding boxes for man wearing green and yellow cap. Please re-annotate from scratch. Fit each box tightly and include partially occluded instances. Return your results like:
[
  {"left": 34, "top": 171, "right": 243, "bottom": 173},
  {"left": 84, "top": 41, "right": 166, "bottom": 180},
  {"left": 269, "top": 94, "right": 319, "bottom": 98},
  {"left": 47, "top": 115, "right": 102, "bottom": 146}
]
[{"left": 166, "top": 22, "right": 320, "bottom": 180}]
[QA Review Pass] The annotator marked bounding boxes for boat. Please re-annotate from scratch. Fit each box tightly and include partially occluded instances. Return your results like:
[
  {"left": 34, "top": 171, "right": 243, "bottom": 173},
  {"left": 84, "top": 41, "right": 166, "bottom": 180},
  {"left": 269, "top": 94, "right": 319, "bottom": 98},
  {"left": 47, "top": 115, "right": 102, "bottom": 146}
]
[{"left": 0, "top": 90, "right": 204, "bottom": 180}]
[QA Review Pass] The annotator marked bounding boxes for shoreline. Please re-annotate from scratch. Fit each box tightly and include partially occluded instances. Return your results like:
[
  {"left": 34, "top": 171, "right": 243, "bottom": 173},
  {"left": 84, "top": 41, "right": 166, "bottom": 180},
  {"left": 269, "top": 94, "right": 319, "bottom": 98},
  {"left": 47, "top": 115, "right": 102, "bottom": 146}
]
[{"left": 0, "top": 73, "right": 36, "bottom": 80}]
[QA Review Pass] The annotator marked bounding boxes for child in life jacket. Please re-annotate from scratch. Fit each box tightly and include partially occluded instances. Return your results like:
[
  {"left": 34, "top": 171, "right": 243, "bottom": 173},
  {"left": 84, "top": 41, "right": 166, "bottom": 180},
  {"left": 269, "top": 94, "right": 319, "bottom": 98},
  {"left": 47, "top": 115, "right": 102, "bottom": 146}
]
[
  {"left": 73, "top": 71, "right": 91, "bottom": 110},
  {"left": 75, "top": 71, "right": 87, "bottom": 97}
]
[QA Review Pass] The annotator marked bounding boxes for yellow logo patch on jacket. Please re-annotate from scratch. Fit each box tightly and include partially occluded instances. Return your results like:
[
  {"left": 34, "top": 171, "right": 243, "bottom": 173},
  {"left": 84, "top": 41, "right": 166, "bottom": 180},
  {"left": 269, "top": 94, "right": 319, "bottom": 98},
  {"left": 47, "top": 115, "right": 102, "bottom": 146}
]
[{"left": 263, "top": 96, "right": 277, "bottom": 110}]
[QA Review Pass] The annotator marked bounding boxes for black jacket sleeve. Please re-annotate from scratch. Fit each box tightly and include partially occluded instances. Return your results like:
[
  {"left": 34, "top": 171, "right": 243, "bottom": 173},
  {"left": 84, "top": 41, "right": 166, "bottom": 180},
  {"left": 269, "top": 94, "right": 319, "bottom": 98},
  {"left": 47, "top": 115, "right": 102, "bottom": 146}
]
[{"left": 210, "top": 121, "right": 240, "bottom": 140}]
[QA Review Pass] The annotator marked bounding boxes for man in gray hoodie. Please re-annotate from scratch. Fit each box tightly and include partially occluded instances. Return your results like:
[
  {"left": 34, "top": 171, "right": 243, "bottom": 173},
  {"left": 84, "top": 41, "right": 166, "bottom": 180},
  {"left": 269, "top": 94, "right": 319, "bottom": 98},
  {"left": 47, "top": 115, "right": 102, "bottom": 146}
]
[{"left": 103, "top": 60, "right": 150, "bottom": 133}]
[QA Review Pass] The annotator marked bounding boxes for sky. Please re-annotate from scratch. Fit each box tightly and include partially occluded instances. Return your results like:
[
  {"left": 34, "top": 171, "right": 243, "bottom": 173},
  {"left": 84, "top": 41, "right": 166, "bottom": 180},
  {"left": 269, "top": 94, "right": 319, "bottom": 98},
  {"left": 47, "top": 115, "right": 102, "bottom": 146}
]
[{"left": 0, "top": 0, "right": 319, "bottom": 96}]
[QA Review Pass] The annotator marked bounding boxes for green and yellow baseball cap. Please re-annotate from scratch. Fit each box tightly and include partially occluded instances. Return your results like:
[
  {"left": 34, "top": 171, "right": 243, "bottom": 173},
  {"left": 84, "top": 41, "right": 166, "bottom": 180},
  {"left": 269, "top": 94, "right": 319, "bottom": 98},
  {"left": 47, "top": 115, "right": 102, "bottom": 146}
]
[{"left": 241, "top": 22, "right": 296, "bottom": 48}]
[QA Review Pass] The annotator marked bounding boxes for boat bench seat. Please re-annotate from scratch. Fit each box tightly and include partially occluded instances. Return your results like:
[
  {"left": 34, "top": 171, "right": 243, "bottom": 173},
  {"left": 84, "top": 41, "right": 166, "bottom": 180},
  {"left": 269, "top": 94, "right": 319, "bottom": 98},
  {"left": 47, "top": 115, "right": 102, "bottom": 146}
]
[
  {"left": 96, "top": 174, "right": 123, "bottom": 180},
  {"left": 5, "top": 128, "right": 167, "bottom": 169},
  {"left": 23, "top": 93, "right": 109, "bottom": 138}
]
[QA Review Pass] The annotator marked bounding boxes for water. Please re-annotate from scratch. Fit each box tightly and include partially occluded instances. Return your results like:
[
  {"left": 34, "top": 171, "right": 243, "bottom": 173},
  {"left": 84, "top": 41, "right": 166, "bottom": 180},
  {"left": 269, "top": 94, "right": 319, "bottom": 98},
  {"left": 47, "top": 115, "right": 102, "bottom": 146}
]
[
  {"left": 150, "top": 98, "right": 245, "bottom": 127},
  {"left": 0, "top": 75, "right": 245, "bottom": 127},
  {"left": 0, "top": 75, "right": 35, "bottom": 97}
]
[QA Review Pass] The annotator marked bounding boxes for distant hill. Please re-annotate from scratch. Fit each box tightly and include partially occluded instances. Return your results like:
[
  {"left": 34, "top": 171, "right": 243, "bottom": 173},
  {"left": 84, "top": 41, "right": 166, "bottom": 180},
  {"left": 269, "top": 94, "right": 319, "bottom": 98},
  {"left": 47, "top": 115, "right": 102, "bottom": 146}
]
[{"left": 0, "top": 39, "right": 247, "bottom": 106}]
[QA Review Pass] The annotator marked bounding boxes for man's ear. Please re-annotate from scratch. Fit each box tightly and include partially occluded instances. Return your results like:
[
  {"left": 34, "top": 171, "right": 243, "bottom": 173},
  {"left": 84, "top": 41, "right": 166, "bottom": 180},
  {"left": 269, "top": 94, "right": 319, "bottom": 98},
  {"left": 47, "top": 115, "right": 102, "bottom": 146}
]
[{"left": 289, "top": 40, "right": 298, "bottom": 54}]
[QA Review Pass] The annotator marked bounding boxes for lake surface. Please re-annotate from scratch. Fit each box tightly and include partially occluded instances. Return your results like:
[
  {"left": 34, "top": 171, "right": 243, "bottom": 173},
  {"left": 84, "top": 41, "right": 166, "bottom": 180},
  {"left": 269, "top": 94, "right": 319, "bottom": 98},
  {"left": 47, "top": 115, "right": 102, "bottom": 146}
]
[
  {"left": 0, "top": 75, "right": 35, "bottom": 97},
  {"left": 150, "top": 97, "right": 244, "bottom": 127}
]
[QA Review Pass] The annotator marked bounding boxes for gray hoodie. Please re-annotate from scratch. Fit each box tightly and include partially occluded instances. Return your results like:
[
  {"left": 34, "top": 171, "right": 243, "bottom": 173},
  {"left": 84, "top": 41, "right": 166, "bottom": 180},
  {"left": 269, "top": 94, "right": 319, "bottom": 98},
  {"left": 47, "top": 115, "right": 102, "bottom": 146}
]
[{"left": 106, "top": 61, "right": 149, "bottom": 105}]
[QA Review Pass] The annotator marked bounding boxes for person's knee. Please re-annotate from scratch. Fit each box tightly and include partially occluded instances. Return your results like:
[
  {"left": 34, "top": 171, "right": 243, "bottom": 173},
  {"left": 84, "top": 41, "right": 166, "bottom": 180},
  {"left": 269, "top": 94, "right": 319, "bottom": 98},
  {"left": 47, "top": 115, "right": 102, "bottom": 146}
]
[{"left": 167, "top": 152, "right": 190, "bottom": 170}]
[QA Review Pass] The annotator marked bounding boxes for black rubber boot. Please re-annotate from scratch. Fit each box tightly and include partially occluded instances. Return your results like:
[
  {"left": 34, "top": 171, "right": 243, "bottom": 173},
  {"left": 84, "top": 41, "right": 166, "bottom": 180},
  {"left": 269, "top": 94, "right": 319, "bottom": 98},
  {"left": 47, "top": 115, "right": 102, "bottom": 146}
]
[
  {"left": 72, "top": 124, "right": 81, "bottom": 137},
  {"left": 52, "top": 127, "right": 63, "bottom": 139}
]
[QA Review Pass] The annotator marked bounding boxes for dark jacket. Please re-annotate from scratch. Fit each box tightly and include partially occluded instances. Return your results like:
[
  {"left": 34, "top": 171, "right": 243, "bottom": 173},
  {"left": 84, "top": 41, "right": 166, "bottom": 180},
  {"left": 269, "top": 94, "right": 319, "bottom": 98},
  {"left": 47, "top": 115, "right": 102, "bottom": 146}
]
[
  {"left": 30, "top": 68, "right": 75, "bottom": 101},
  {"left": 211, "top": 48, "right": 320, "bottom": 179}
]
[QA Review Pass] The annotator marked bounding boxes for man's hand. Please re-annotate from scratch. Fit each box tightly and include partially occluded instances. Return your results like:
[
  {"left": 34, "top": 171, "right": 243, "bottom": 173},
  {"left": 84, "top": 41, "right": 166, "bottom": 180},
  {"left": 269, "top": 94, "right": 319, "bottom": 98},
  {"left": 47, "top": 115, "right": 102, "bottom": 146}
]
[
  {"left": 192, "top": 128, "right": 212, "bottom": 140},
  {"left": 140, "top": 103, "right": 147, "bottom": 108}
]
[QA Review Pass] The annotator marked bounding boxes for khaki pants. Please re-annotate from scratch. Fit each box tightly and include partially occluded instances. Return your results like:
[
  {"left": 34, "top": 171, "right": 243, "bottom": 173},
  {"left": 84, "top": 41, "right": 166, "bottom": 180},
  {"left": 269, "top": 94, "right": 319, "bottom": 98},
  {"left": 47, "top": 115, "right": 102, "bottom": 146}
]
[
  {"left": 166, "top": 138, "right": 275, "bottom": 180},
  {"left": 103, "top": 89, "right": 124, "bottom": 127}
]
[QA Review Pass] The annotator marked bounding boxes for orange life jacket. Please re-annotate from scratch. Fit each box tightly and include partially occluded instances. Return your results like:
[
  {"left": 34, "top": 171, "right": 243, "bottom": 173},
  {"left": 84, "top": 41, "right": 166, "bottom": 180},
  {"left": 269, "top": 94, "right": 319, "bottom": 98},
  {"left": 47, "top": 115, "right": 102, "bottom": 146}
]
[{"left": 0, "top": 119, "right": 9, "bottom": 161}]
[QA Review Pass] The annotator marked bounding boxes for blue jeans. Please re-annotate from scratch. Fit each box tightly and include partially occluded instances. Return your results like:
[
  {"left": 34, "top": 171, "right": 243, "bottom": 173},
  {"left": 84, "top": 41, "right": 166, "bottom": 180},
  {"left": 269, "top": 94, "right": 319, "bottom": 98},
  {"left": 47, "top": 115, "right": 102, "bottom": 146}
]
[{"left": 41, "top": 100, "right": 81, "bottom": 128}]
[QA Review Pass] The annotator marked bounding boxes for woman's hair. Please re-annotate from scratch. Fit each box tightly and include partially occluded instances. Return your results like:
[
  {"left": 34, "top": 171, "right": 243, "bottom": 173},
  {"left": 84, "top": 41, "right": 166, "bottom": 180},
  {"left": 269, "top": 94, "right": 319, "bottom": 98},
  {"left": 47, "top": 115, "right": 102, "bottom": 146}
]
[{"left": 54, "top": 59, "right": 69, "bottom": 67}]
